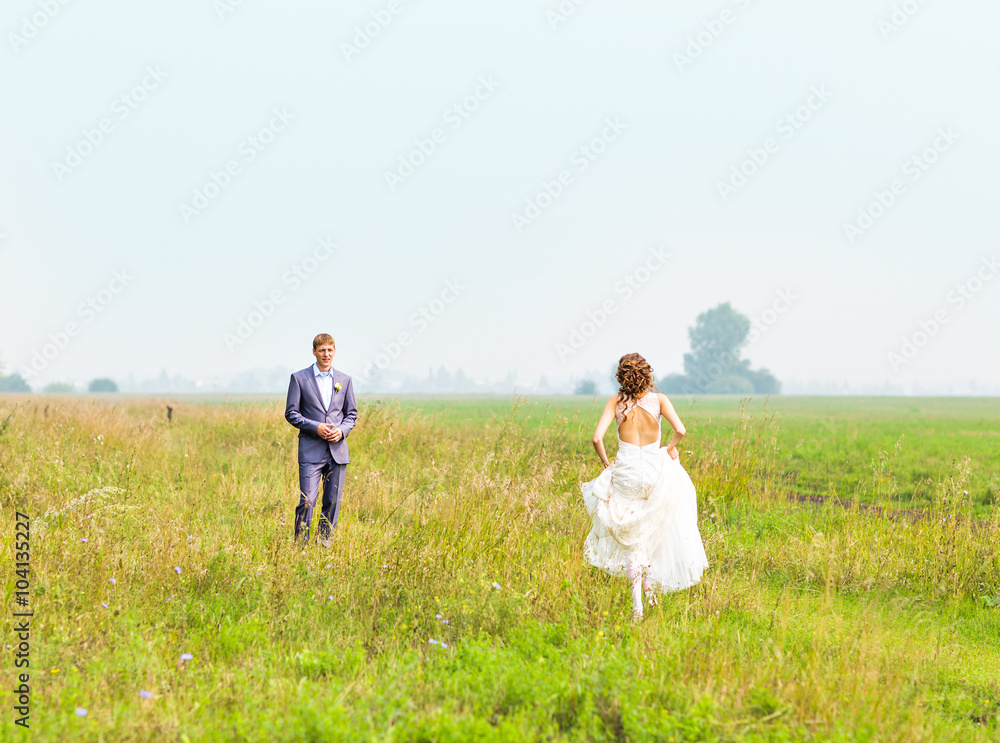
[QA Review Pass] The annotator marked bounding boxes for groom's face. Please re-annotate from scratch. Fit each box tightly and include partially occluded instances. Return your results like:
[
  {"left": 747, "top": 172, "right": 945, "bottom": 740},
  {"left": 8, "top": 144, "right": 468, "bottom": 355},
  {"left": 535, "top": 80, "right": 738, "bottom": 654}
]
[{"left": 313, "top": 343, "right": 335, "bottom": 371}]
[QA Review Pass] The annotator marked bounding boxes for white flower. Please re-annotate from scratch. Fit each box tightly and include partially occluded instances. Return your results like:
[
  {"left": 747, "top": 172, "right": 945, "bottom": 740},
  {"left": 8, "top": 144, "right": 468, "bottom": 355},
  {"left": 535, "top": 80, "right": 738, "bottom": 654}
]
[
  {"left": 180, "top": 653, "right": 193, "bottom": 661},
  {"left": 139, "top": 690, "right": 153, "bottom": 699},
  {"left": 334, "top": 382, "right": 342, "bottom": 391},
  {"left": 75, "top": 708, "right": 88, "bottom": 717},
  {"left": 492, "top": 582, "right": 502, "bottom": 590}
]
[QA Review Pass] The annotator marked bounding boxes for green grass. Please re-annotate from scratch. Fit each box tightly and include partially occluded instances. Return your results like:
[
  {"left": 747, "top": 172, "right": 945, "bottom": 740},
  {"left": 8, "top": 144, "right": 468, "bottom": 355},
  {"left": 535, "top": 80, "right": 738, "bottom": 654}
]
[
  {"left": 388, "top": 395, "right": 1000, "bottom": 512},
  {"left": 0, "top": 394, "right": 998, "bottom": 741}
]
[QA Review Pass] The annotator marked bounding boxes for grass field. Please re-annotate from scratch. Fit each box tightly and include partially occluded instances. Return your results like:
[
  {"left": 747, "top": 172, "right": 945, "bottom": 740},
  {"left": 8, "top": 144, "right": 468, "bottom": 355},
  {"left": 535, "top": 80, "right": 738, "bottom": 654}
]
[
  {"left": 391, "top": 395, "right": 1000, "bottom": 512},
  {"left": 0, "top": 394, "right": 998, "bottom": 741}
]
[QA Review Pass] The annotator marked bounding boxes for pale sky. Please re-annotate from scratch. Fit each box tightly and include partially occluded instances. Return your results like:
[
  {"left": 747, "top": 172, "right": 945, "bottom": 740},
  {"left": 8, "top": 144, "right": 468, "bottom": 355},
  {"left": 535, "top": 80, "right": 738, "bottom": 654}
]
[{"left": 1, "top": 0, "right": 998, "bottom": 393}]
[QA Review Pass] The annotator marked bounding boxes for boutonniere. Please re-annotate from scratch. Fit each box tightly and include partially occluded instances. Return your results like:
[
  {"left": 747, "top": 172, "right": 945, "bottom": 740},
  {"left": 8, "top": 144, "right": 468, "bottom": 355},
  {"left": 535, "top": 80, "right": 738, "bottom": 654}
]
[{"left": 334, "top": 382, "right": 342, "bottom": 392}]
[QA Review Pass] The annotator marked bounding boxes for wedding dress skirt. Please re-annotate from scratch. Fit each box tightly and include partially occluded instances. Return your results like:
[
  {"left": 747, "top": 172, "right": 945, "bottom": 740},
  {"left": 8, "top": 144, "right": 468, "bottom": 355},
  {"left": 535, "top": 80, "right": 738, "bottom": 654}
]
[{"left": 582, "top": 439, "right": 708, "bottom": 592}]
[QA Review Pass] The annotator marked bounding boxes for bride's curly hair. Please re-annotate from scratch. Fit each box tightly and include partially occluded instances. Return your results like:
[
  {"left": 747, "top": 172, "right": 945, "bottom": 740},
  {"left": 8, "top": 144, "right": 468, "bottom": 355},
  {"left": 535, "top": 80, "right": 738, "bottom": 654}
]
[{"left": 616, "top": 353, "right": 655, "bottom": 404}]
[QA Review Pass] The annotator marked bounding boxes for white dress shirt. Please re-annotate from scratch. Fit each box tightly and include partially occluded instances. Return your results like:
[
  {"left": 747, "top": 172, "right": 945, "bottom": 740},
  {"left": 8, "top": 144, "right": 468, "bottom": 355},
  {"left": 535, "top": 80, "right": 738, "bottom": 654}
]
[{"left": 313, "top": 363, "right": 334, "bottom": 411}]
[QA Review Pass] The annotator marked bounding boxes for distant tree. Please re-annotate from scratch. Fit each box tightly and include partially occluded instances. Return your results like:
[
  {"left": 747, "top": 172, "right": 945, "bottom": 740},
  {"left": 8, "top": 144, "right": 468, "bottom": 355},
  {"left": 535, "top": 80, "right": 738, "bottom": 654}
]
[
  {"left": 43, "top": 382, "right": 75, "bottom": 394},
  {"left": 683, "top": 302, "right": 751, "bottom": 386},
  {"left": 0, "top": 373, "right": 31, "bottom": 392},
  {"left": 660, "top": 302, "right": 782, "bottom": 395},
  {"left": 574, "top": 379, "right": 597, "bottom": 396},
  {"left": 88, "top": 378, "right": 118, "bottom": 393}
]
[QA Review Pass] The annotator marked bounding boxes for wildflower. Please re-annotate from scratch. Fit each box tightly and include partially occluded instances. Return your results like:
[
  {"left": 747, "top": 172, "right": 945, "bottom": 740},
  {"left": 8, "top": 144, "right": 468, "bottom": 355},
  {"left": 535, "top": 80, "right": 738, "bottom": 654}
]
[
  {"left": 75, "top": 708, "right": 88, "bottom": 717},
  {"left": 441, "top": 642, "right": 448, "bottom": 649},
  {"left": 442, "top": 619, "right": 449, "bottom": 625},
  {"left": 80, "top": 538, "right": 88, "bottom": 543},
  {"left": 99, "top": 530, "right": 105, "bottom": 534},
  {"left": 429, "top": 639, "right": 438, "bottom": 645},
  {"left": 964, "top": 490, "right": 969, "bottom": 494},
  {"left": 328, "top": 596, "right": 333, "bottom": 601},
  {"left": 180, "top": 653, "right": 193, "bottom": 661},
  {"left": 109, "top": 578, "right": 116, "bottom": 585},
  {"left": 435, "top": 614, "right": 442, "bottom": 619},
  {"left": 51, "top": 668, "right": 59, "bottom": 674},
  {"left": 101, "top": 603, "right": 108, "bottom": 609},
  {"left": 492, "top": 582, "right": 502, "bottom": 590},
  {"left": 139, "top": 690, "right": 153, "bottom": 699},
  {"left": 325, "top": 565, "right": 333, "bottom": 569},
  {"left": 174, "top": 566, "right": 182, "bottom": 575}
]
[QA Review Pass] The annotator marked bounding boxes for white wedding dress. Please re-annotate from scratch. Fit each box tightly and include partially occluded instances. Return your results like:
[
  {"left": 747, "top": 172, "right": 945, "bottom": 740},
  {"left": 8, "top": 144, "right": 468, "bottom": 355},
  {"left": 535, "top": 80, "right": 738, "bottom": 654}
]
[{"left": 581, "top": 391, "right": 708, "bottom": 595}]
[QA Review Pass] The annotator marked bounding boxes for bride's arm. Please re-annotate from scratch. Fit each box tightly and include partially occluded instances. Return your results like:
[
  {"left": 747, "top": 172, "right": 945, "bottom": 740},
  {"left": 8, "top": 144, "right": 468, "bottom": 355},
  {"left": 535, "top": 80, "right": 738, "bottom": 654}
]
[
  {"left": 591, "top": 396, "right": 617, "bottom": 468},
  {"left": 658, "top": 393, "right": 686, "bottom": 460}
]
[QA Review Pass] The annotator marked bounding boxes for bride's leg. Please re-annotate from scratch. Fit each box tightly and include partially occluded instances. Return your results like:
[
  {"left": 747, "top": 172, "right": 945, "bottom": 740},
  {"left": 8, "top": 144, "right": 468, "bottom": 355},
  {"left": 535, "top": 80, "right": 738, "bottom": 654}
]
[{"left": 627, "top": 560, "right": 643, "bottom": 619}]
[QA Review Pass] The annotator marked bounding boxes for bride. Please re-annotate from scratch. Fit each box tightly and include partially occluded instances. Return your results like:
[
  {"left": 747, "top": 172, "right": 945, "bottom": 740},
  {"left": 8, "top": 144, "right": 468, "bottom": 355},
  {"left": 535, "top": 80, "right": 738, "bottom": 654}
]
[{"left": 581, "top": 353, "right": 709, "bottom": 620}]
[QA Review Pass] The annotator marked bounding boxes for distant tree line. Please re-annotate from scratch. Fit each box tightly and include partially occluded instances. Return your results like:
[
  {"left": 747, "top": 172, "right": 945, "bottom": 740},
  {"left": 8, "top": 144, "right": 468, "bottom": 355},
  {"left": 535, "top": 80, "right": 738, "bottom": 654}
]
[{"left": 0, "top": 361, "right": 119, "bottom": 393}]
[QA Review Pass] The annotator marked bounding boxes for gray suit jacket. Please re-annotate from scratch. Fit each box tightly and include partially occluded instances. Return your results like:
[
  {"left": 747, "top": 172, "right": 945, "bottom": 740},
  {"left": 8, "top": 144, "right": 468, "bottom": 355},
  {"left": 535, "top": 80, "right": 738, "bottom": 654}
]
[{"left": 285, "top": 366, "right": 358, "bottom": 464}]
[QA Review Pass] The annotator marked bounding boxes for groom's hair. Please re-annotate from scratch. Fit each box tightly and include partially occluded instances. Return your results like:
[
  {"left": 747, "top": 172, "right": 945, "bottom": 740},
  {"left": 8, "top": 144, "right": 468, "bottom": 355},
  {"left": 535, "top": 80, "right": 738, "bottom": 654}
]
[{"left": 312, "top": 333, "right": 335, "bottom": 350}]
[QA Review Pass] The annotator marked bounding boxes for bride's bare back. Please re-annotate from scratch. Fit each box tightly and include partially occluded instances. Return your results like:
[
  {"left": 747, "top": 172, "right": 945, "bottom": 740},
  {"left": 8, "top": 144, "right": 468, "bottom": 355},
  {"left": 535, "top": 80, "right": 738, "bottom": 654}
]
[
  {"left": 616, "top": 396, "right": 661, "bottom": 446},
  {"left": 590, "top": 389, "right": 688, "bottom": 467}
]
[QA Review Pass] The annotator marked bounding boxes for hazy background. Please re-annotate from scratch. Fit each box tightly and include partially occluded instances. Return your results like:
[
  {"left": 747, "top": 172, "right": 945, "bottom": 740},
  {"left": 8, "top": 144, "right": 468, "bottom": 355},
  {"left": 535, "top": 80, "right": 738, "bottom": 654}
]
[{"left": 1, "top": 0, "right": 998, "bottom": 395}]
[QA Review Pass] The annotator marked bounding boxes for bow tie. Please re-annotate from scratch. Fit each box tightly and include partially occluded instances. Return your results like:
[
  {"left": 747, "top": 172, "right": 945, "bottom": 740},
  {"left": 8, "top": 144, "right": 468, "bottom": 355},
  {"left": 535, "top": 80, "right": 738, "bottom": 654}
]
[{"left": 317, "top": 371, "right": 332, "bottom": 378}]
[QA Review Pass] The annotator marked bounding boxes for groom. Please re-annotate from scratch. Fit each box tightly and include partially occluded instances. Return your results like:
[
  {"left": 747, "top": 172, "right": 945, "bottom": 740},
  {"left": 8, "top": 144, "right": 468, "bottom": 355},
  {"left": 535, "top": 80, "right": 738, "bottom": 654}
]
[{"left": 285, "top": 333, "right": 358, "bottom": 547}]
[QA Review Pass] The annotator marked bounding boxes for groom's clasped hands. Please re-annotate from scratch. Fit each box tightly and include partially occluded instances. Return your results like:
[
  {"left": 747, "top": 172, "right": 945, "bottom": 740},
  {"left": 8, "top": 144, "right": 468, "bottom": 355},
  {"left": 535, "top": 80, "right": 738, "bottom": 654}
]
[{"left": 317, "top": 423, "right": 343, "bottom": 442}]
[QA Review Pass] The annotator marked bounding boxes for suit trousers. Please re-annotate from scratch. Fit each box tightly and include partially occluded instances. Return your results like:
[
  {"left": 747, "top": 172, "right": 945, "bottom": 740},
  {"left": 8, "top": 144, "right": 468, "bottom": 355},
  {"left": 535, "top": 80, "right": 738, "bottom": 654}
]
[{"left": 295, "top": 451, "right": 346, "bottom": 541}]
